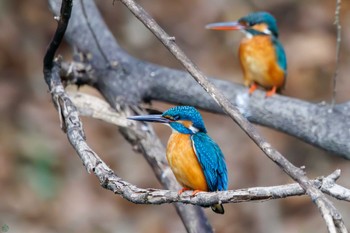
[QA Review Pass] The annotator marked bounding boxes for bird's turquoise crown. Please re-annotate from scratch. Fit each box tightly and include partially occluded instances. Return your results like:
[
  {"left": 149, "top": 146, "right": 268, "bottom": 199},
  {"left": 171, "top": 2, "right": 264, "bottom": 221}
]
[
  {"left": 162, "top": 106, "right": 207, "bottom": 134},
  {"left": 239, "top": 11, "right": 279, "bottom": 37}
]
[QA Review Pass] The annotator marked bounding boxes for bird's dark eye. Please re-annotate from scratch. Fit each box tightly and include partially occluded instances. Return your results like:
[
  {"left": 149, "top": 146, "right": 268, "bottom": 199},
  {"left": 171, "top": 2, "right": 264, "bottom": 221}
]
[
  {"left": 164, "top": 115, "right": 177, "bottom": 121},
  {"left": 247, "top": 21, "right": 254, "bottom": 27},
  {"left": 173, "top": 115, "right": 180, "bottom": 121},
  {"left": 239, "top": 20, "right": 250, "bottom": 27}
]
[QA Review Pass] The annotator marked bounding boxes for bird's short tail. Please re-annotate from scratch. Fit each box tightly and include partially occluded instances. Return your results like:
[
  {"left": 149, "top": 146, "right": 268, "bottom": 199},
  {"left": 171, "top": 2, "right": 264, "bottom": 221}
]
[{"left": 211, "top": 204, "right": 224, "bottom": 214}]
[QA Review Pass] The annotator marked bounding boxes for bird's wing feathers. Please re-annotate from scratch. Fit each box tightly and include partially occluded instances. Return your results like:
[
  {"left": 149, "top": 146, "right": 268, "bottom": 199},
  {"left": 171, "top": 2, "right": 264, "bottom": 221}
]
[
  {"left": 272, "top": 37, "right": 287, "bottom": 72},
  {"left": 271, "top": 37, "right": 287, "bottom": 89},
  {"left": 191, "top": 133, "right": 228, "bottom": 191}
]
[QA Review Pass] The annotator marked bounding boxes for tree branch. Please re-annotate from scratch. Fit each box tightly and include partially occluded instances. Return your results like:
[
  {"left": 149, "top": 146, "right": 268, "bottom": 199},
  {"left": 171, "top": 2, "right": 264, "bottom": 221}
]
[
  {"left": 331, "top": 0, "right": 342, "bottom": 108},
  {"left": 49, "top": 0, "right": 350, "bottom": 158},
  {"left": 43, "top": 0, "right": 72, "bottom": 85}
]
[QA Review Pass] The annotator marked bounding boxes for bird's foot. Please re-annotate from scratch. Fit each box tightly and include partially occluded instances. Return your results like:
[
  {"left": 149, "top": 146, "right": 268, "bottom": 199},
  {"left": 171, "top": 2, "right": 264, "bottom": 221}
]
[
  {"left": 178, "top": 187, "right": 191, "bottom": 195},
  {"left": 248, "top": 83, "right": 258, "bottom": 95},
  {"left": 265, "top": 86, "right": 277, "bottom": 97}
]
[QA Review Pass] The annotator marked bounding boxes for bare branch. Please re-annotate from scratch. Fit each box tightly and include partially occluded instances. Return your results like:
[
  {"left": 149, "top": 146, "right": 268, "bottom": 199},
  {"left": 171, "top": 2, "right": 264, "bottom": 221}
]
[
  {"left": 43, "top": 0, "right": 72, "bottom": 85},
  {"left": 320, "top": 170, "right": 350, "bottom": 201},
  {"left": 70, "top": 92, "right": 129, "bottom": 127},
  {"left": 331, "top": 0, "right": 342, "bottom": 108},
  {"left": 80, "top": 165, "right": 350, "bottom": 207},
  {"left": 117, "top": 0, "right": 348, "bottom": 232}
]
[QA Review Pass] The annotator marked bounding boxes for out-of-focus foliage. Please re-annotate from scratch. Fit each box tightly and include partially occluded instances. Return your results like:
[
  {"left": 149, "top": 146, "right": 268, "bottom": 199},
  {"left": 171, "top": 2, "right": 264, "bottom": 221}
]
[{"left": 0, "top": 0, "right": 349, "bottom": 232}]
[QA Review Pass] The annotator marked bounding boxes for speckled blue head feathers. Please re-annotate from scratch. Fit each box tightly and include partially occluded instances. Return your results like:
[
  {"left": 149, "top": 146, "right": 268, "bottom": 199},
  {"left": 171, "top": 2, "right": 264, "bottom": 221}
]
[
  {"left": 162, "top": 106, "right": 207, "bottom": 134},
  {"left": 239, "top": 11, "right": 279, "bottom": 37}
]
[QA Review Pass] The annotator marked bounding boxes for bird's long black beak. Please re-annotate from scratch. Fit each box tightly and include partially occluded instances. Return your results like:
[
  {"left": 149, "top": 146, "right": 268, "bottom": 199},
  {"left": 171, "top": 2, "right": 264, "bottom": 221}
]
[
  {"left": 205, "top": 21, "right": 245, "bottom": 31},
  {"left": 127, "top": 114, "right": 172, "bottom": 123}
]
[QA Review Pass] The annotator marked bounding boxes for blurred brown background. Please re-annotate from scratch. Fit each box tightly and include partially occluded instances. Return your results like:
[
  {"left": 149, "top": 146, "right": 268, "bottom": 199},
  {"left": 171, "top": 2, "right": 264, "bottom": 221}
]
[{"left": 0, "top": 0, "right": 349, "bottom": 232}]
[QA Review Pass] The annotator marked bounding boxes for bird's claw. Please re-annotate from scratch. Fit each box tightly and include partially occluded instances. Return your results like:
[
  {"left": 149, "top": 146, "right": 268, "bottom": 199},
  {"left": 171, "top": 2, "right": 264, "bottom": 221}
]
[
  {"left": 248, "top": 83, "right": 258, "bottom": 95},
  {"left": 178, "top": 187, "right": 190, "bottom": 195},
  {"left": 265, "top": 86, "right": 277, "bottom": 97}
]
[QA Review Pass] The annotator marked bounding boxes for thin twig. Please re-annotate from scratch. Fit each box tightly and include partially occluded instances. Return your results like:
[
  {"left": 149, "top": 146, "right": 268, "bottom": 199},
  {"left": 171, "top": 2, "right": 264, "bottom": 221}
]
[
  {"left": 117, "top": 0, "right": 347, "bottom": 232},
  {"left": 331, "top": 0, "right": 342, "bottom": 108},
  {"left": 43, "top": 0, "right": 72, "bottom": 86}
]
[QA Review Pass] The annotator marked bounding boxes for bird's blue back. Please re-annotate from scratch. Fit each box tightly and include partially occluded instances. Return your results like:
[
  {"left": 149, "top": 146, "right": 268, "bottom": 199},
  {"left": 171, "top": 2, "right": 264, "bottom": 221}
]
[
  {"left": 191, "top": 132, "right": 228, "bottom": 191},
  {"left": 272, "top": 37, "right": 287, "bottom": 73}
]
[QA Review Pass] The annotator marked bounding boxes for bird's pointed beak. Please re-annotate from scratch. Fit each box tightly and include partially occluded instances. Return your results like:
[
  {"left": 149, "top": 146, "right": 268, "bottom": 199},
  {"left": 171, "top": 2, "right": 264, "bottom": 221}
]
[
  {"left": 127, "top": 114, "right": 172, "bottom": 124},
  {"left": 205, "top": 21, "right": 244, "bottom": 31}
]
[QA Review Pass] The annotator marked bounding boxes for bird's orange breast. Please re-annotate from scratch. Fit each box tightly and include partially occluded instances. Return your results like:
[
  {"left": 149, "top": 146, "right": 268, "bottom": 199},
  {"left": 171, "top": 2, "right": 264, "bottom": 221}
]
[
  {"left": 166, "top": 133, "right": 208, "bottom": 191},
  {"left": 239, "top": 35, "right": 285, "bottom": 88}
]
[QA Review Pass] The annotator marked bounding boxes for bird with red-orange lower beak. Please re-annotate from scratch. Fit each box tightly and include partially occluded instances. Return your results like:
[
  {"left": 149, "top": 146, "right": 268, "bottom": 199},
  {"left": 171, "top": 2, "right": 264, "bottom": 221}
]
[
  {"left": 206, "top": 12, "right": 287, "bottom": 97},
  {"left": 128, "top": 106, "right": 228, "bottom": 214}
]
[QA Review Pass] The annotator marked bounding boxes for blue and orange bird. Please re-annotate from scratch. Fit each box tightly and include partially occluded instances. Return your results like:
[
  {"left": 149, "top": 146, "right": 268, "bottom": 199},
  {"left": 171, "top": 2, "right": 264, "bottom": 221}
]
[
  {"left": 206, "top": 12, "right": 287, "bottom": 97},
  {"left": 128, "top": 106, "right": 228, "bottom": 214}
]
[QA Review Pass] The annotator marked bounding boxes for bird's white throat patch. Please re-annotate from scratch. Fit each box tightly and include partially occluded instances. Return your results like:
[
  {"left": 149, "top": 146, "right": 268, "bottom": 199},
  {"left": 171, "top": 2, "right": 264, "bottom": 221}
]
[{"left": 189, "top": 125, "right": 199, "bottom": 134}]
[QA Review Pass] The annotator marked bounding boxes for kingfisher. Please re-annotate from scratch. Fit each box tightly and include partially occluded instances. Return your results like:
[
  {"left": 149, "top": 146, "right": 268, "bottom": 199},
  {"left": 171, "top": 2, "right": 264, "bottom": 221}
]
[
  {"left": 128, "top": 106, "right": 228, "bottom": 214},
  {"left": 206, "top": 11, "right": 287, "bottom": 97}
]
